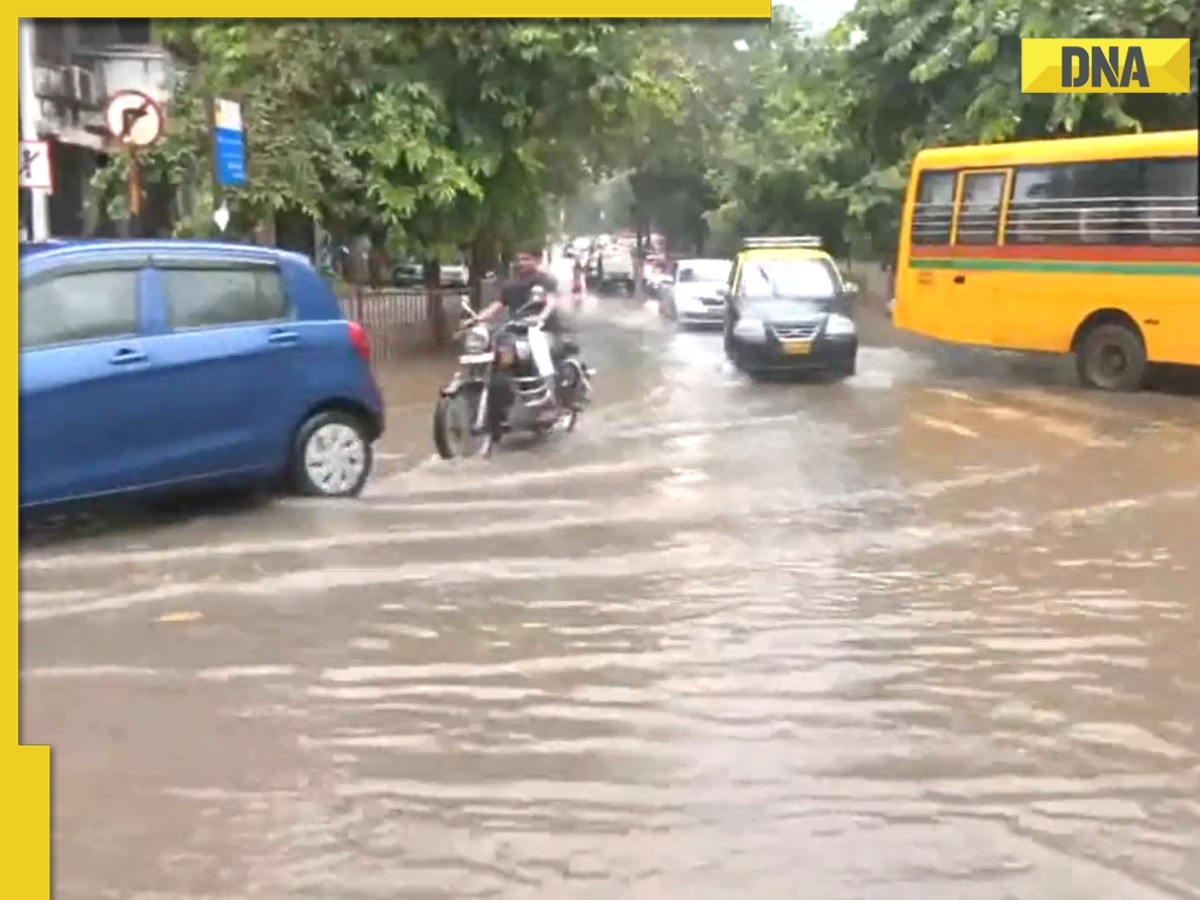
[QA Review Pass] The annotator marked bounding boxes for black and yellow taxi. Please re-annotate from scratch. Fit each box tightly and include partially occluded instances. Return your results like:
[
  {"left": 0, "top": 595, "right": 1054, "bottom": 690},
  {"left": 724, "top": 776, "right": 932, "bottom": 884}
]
[{"left": 722, "top": 236, "right": 860, "bottom": 379}]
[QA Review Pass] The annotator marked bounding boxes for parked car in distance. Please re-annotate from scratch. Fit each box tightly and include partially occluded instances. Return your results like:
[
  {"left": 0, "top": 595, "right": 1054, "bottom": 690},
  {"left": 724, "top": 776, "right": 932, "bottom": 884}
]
[
  {"left": 440, "top": 261, "right": 469, "bottom": 288},
  {"left": 19, "top": 239, "right": 386, "bottom": 512},
  {"left": 392, "top": 261, "right": 424, "bottom": 287},
  {"left": 393, "top": 260, "right": 469, "bottom": 289},
  {"left": 658, "top": 257, "right": 733, "bottom": 326}
]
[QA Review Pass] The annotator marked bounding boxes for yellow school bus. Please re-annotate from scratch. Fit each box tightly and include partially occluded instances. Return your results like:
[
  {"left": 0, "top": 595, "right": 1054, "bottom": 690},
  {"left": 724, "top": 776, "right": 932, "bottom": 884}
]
[{"left": 893, "top": 128, "right": 1199, "bottom": 391}]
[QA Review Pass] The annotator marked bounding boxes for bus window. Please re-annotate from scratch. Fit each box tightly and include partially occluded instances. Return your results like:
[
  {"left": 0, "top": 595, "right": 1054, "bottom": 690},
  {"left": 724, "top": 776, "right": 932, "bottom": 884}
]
[
  {"left": 955, "top": 171, "right": 1007, "bottom": 245},
  {"left": 911, "top": 171, "right": 956, "bottom": 245},
  {"left": 1143, "top": 158, "right": 1200, "bottom": 246},
  {"left": 1006, "top": 160, "right": 1142, "bottom": 245},
  {"left": 1075, "top": 161, "right": 1142, "bottom": 244},
  {"left": 1006, "top": 168, "right": 1061, "bottom": 244}
]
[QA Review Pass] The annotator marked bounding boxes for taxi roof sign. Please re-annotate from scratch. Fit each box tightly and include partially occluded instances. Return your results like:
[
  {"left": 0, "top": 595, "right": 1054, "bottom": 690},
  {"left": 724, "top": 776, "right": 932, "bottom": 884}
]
[{"left": 741, "top": 235, "right": 823, "bottom": 249}]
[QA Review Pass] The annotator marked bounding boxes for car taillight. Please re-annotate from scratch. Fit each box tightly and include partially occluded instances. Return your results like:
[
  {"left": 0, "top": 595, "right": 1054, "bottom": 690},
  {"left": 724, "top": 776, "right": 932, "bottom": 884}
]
[{"left": 347, "top": 321, "right": 370, "bottom": 361}]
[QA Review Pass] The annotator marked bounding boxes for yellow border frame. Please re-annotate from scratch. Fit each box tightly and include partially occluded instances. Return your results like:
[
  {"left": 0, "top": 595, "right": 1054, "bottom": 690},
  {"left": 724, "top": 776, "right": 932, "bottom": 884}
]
[{"left": 12, "top": 13, "right": 52, "bottom": 894}]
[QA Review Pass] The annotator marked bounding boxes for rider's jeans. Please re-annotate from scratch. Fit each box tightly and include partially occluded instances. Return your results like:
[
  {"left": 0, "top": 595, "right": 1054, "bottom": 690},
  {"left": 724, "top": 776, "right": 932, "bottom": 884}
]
[{"left": 527, "top": 328, "right": 556, "bottom": 383}]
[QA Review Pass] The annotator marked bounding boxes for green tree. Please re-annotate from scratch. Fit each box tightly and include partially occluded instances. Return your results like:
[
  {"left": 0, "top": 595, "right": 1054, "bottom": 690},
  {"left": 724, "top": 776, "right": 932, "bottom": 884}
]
[
  {"left": 696, "top": 0, "right": 1198, "bottom": 260},
  {"left": 92, "top": 20, "right": 680, "bottom": 266}
]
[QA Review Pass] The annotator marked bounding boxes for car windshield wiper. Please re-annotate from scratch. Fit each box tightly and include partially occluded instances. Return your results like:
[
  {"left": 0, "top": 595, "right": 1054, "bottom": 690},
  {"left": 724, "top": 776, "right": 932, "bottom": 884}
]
[{"left": 753, "top": 263, "right": 781, "bottom": 298}]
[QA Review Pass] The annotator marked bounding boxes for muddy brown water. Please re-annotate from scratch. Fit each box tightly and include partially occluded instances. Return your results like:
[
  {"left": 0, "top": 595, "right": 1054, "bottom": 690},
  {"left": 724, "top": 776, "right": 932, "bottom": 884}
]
[{"left": 22, "top": 300, "right": 1200, "bottom": 899}]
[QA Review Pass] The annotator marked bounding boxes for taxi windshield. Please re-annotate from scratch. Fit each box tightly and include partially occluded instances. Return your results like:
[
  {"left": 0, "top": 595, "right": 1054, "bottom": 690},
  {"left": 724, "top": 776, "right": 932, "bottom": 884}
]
[{"left": 741, "top": 258, "right": 838, "bottom": 298}]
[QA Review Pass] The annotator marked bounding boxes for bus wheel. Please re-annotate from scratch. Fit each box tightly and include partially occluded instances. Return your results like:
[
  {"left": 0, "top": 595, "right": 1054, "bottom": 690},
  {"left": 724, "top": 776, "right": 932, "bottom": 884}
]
[{"left": 1075, "top": 323, "right": 1147, "bottom": 392}]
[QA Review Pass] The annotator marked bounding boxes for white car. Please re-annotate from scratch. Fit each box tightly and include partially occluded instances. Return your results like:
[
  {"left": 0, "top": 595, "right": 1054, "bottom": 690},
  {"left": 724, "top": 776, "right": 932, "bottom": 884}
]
[
  {"left": 392, "top": 262, "right": 423, "bottom": 286},
  {"left": 659, "top": 258, "right": 734, "bottom": 326},
  {"left": 440, "top": 263, "right": 469, "bottom": 287}
]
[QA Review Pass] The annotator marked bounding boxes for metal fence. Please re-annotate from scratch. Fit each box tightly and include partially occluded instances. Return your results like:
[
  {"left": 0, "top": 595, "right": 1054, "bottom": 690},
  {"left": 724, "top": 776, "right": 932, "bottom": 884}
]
[{"left": 337, "top": 288, "right": 470, "bottom": 362}]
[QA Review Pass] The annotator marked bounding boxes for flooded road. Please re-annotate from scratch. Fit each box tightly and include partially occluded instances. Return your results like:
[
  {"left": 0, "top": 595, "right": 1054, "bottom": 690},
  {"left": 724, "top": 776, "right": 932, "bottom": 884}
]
[{"left": 22, "top": 301, "right": 1200, "bottom": 899}]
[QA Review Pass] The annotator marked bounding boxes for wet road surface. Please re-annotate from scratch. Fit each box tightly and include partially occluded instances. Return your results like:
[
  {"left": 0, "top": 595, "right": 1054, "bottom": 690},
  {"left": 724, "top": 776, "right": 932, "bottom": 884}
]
[{"left": 22, "top": 300, "right": 1200, "bottom": 899}]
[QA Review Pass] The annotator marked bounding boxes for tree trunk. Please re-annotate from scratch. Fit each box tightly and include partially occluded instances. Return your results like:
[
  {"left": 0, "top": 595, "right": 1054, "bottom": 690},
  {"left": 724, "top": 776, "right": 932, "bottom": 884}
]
[
  {"left": 423, "top": 257, "right": 448, "bottom": 347},
  {"left": 368, "top": 227, "right": 389, "bottom": 288},
  {"left": 253, "top": 216, "right": 276, "bottom": 246},
  {"left": 347, "top": 236, "right": 369, "bottom": 287},
  {"left": 347, "top": 235, "right": 369, "bottom": 325},
  {"left": 468, "top": 235, "right": 487, "bottom": 312}
]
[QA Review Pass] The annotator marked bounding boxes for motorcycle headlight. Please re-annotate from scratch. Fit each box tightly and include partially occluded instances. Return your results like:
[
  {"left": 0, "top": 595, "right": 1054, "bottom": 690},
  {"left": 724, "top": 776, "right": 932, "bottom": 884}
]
[
  {"left": 733, "top": 317, "right": 766, "bottom": 342},
  {"left": 824, "top": 313, "right": 856, "bottom": 337},
  {"left": 463, "top": 324, "right": 490, "bottom": 353}
]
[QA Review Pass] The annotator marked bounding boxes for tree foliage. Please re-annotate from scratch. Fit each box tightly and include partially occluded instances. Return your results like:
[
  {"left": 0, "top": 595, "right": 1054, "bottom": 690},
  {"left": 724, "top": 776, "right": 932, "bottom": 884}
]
[
  {"left": 94, "top": 19, "right": 674, "bottom": 259},
  {"left": 575, "top": 0, "right": 1197, "bottom": 259},
  {"left": 95, "top": 9, "right": 1198, "bottom": 263}
]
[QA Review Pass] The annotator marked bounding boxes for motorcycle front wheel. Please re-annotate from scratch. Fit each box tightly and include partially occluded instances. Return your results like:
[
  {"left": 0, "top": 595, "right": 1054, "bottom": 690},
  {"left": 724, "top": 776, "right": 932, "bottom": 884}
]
[{"left": 433, "top": 385, "right": 493, "bottom": 459}]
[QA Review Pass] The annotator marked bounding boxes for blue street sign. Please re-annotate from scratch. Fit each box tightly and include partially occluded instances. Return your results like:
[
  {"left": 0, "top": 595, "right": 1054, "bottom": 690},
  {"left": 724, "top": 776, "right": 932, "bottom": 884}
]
[{"left": 212, "top": 98, "right": 246, "bottom": 188}]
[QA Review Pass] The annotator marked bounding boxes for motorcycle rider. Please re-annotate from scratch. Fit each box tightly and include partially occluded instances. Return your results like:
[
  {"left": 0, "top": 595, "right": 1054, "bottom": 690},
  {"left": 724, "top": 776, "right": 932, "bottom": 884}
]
[{"left": 477, "top": 243, "right": 569, "bottom": 397}]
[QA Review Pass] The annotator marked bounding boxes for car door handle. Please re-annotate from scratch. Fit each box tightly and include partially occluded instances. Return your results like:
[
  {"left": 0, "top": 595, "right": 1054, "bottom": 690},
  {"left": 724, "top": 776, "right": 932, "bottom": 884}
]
[
  {"left": 267, "top": 329, "right": 299, "bottom": 344},
  {"left": 109, "top": 348, "right": 148, "bottom": 365},
  {"left": 953, "top": 274, "right": 966, "bottom": 284}
]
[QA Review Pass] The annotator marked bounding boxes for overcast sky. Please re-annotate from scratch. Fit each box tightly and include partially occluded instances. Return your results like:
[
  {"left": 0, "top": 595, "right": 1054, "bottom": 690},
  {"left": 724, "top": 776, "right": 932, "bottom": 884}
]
[{"left": 776, "top": 0, "right": 856, "bottom": 30}]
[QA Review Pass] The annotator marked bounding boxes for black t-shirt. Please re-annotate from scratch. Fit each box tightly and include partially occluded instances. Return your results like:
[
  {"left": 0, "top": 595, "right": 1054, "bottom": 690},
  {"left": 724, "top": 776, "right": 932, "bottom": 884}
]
[{"left": 499, "top": 270, "right": 559, "bottom": 316}]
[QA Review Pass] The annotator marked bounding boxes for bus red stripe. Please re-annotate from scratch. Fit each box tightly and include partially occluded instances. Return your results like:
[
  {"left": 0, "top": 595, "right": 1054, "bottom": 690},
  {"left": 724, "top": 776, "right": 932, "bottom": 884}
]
[{"left": 909, "top": 244, "right": 1200, "bottom": 263}]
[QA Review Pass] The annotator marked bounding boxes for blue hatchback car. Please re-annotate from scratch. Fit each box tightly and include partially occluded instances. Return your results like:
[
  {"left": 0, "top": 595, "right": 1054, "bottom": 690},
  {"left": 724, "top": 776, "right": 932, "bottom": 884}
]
[{"left": 19, "top": 239, "right": 386, "bottom": 510}]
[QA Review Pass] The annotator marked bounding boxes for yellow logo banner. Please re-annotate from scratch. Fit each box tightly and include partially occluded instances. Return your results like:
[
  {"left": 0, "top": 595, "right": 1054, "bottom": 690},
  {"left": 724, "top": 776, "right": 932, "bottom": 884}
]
[{"left": 1020, "top": 38, "right": 1191, "bottom": 94}]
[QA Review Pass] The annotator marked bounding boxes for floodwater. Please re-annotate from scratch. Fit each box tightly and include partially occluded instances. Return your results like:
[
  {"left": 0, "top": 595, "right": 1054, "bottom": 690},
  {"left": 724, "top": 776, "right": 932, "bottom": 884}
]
[{"left": 22, "top": 299, "right": 1200, "bottom": 899}]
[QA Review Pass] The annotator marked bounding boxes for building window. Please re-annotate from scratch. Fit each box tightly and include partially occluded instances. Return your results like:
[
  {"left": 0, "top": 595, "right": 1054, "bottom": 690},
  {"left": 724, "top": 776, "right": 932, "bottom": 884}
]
[{"left": 116, "top": 21, "right": 151, "bottom": 44}]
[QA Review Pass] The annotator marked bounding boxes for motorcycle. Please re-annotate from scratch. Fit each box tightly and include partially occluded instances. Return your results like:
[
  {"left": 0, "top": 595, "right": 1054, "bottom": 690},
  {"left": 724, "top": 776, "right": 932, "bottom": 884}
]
[{"left": 432, "top": 292, "right": 595, "bottom": 459}]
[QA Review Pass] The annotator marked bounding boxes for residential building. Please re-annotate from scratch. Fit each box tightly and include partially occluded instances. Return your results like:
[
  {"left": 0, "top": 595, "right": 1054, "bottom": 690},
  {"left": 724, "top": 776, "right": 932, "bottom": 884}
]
[{"left": 19, "top": 19, "right": 174, "bottom": 237}]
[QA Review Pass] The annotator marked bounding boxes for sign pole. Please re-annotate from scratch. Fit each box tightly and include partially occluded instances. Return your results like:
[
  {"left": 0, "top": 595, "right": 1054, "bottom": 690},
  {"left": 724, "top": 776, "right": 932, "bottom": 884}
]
[
  {"left": 18, "top": 19, "right": 50, "bottom": 240},
  {"left": 126, "top": 146, "right": 142, "bottom": 237},
  {"left": 206, "top": 98, "right": 224, "bottom": 234}
]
